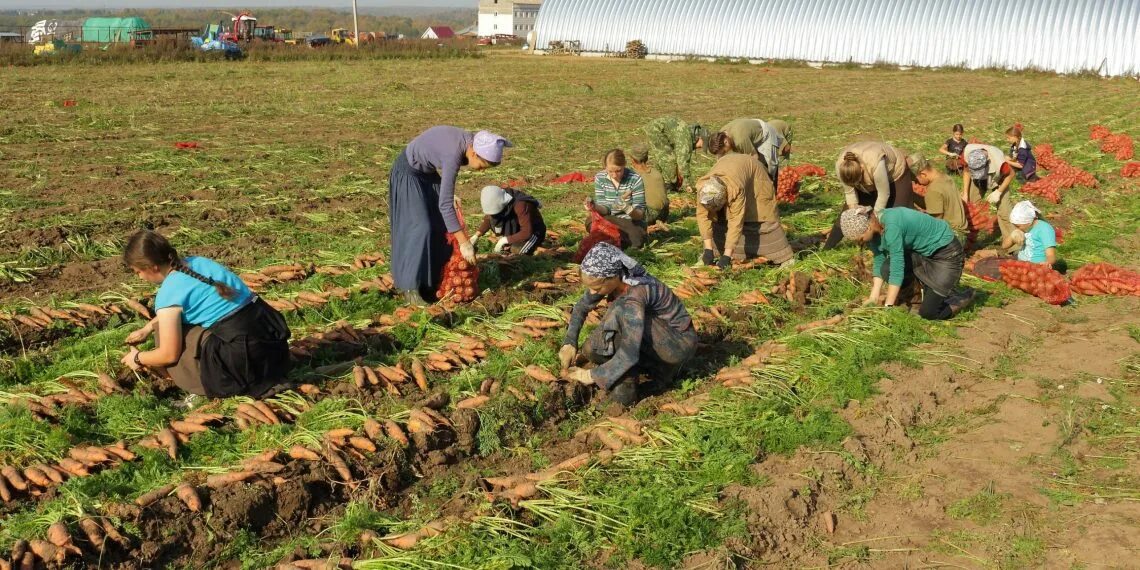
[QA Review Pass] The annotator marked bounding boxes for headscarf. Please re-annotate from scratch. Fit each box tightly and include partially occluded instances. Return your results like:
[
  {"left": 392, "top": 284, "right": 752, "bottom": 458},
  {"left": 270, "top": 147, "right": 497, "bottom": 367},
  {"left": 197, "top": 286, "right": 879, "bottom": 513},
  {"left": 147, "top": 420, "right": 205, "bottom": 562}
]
[
  {"left": 698, "top": 176, "right": 727, "bottom": 210},
  {"left": 967, "top": 148, "right": 990, "bottom": 179},
  {"left": 580, "top": 242, "right": 648, "bottom": 286},
  {"left": 480, "top": 185, "right": 512, "bottom": 216},
  {"left": 1009, "top": 200, "right": 1040, "bottom": 225},
  {"left": 839, "top": 206, "right": 874, "bottom": 240}
]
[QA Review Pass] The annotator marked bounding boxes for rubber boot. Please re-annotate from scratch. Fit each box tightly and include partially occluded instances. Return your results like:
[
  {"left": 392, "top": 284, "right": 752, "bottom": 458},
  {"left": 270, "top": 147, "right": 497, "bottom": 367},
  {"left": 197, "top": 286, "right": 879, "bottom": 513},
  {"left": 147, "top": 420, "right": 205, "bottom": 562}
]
[
  {"left": 400, "top": 289, "right": 427, "bottom": 307},
  {"left": 608, "top": 378, "right": 638, "bottom": 407}
]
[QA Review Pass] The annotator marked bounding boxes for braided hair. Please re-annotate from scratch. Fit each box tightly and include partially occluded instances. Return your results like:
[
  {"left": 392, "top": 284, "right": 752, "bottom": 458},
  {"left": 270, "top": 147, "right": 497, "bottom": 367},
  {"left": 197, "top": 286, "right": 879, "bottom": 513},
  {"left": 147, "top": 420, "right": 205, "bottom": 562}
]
[{"left": 123, "top": 230, "right": 239, "bottom": 301}]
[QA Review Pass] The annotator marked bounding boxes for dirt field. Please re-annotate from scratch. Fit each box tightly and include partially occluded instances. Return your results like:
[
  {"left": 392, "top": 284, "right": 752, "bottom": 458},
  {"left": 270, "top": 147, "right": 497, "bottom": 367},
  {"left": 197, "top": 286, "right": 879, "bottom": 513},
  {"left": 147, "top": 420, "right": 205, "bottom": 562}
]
[{"left": 0, "top": 52, "right": 1138, "bottom": 569}]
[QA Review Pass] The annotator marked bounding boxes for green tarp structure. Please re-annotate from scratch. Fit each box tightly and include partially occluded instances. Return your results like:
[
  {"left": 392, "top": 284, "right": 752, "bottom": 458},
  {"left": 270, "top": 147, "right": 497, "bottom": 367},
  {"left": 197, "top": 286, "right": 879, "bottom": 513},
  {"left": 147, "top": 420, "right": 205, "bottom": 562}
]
[{"left": 81, "top": 17, "right": 149, "bottom": 43}]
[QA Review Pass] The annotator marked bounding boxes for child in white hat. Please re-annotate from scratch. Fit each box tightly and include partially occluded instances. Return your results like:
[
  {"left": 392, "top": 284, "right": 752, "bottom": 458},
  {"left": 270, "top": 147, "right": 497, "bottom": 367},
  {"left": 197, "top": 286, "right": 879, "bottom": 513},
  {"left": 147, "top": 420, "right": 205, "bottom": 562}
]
[{"left": 1002, "top": 200, "right": 1057, "bottom": 266}]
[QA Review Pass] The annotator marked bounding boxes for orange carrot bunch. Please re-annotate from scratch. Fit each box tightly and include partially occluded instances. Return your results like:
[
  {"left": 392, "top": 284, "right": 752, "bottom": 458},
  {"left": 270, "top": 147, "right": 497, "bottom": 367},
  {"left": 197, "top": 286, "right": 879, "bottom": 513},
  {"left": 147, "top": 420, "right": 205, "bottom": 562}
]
[
  {"left": 1069, "top": 263, "right": 1140, "bottom": 297},
  {"left": 998, "top": 260, "right": 1071, "bottom": 305}
]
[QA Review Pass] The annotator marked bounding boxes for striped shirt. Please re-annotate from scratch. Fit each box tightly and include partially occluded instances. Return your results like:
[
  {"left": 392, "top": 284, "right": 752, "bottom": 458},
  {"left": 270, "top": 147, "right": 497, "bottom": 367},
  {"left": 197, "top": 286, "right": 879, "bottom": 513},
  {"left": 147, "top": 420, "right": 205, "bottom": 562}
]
[{"left": 593, "top": 168, "right": 646, "bottom": 220}]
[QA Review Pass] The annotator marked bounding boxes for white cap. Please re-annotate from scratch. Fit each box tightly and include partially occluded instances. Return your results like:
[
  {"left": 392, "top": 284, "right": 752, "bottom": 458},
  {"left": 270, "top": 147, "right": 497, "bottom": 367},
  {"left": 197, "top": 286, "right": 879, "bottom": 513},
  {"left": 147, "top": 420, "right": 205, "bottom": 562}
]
[{"left": 480, "top": 185, "right": 511, "bottom": 215}]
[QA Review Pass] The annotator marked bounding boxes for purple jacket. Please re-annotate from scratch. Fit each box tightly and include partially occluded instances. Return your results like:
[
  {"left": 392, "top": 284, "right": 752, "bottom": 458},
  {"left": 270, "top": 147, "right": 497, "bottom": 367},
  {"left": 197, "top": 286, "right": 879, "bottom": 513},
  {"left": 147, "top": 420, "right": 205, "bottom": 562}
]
[{"left": 405, "top": 126, "right": 474, "bottom": 233}]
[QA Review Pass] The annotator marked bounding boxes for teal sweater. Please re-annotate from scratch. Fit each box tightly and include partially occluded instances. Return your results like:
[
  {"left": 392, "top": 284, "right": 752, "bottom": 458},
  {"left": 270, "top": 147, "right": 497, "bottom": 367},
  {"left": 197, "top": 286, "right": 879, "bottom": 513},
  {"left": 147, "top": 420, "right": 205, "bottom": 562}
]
[{"left": 870, "top": 208, "right": 956, "bottom": 286}]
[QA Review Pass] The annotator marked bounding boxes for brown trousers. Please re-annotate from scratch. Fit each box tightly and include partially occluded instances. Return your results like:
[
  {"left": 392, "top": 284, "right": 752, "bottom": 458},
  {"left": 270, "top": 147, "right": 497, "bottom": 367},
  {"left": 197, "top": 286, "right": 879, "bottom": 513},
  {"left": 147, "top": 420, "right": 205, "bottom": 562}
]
[{"left": 157, "top": 325, "right": 210, "bottom": 396}]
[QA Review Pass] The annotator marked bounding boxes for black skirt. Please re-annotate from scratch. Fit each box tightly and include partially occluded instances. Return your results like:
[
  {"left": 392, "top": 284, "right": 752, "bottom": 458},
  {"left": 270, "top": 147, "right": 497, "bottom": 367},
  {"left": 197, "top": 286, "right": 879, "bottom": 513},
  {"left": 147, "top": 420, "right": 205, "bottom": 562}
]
[{"left": 198, "top": 298, "right": 292, "bottom": 399}]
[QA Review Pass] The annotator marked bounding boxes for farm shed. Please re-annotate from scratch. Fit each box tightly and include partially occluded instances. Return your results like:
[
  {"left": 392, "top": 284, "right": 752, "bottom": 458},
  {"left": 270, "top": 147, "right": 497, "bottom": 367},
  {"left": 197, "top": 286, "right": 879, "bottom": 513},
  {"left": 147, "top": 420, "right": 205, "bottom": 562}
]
[
  {"left": 534, "top": 0, "right": 1140, "bottom": 76},
  {"left": 421, "top": 26, "right": 456, "bottom": 40},
  {"left": 82, "top": 17, "right": 150, "bottom": 43}
]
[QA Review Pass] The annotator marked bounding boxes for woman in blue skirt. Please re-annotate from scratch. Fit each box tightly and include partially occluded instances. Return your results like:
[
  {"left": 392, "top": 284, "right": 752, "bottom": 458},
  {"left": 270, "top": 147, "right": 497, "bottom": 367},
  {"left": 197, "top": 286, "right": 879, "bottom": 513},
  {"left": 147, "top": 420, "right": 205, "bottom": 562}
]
[{"left": 388, "top": 126, "right": 512, "bottom": 304}]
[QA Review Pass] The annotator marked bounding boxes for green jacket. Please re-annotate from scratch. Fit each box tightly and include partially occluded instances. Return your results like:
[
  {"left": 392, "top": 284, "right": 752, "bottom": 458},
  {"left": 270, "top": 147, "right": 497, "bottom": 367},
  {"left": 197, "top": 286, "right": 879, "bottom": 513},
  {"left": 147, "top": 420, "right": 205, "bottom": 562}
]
[{"left": 870, "top": 208, "right": 956, "bottom": 286}]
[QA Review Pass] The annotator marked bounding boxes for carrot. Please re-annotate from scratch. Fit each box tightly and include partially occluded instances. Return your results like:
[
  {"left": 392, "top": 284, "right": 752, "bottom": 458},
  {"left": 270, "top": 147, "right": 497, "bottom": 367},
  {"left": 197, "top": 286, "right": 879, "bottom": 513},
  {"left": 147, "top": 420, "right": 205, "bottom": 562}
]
[
  {"left": 169, "top": 420, "right": 209, "bottom": 435},
  {"left": 206, "top": 471, "right": 257, "bottom": 489},
  {"left": 498, "top": 482, "right": 539, "bottom": 506},
  {"left": 381, "top": 520, "right": 446, "bottom": 550},
  {"left": 236, "top": 402, "right": 271, "bottom": 425},
  {"left": 660, "top": 402, "right": 699, "bottom": 416},
  {"left": 607, "top": 417, "right": 642, "bottom": 435},
  {"left": 456, "top": 395, "right": 490, "bottom": 410},
  {"left": 251, "top": 401, "right": 281, "bottom": 425},
  {"left": 184, "top": 412, "right": 224, "bottom": 425},
  {"left": 260, "top": 264, "right": 304, "bottom": 276},
  {"left": 384, "top": 420, "right": 409, "bottom": 447},
  {"left": 23, "top": 466, "right": 52, "bottom": 487},
  {"left": 47, "top": 521, "right": 75, "bottom": 550},
  {"left": 524, "top": 365, "right": 558, "bottom": 383},
  {"left": 73, "top": 303, "right": 110, "bottom": 316},
  {"left": 99, "top": 519, "right": 130, "bottom": 549},
  {"left": 29, "top": 540, "right": 67, "bottom": 563},
  {"left": 322, "top": 446, "right": 353, "bottom": 482},
  {"left": 288, "top": 445, "right": 321, "bottom": 462},
  {"left": 77, "top": 518, "right": 105, "bottom": 551},
  {"left": 352, "top": 366, "right": 367, "bottom": 389},
  {"left": 593, "top": 430, "right": 624, "bottom": 451},
  {"left": 57, "top": 459, "right": 90, "bottom": 477},
  {"left": 410, "top": 358, "right": 429, "bottom": 392},
  {"left": 483, "top": 475, "right": 526, "bottom": 489},
  {"left": 120, "top": 298, "right": 153, "bottom": 319},
  {"left": 362, "top": 366, "right": 381, "bottom": 387},
  {"left": 96, "top": 372, "right": 123, "bottom": 394},
  {"left": 39, "top": 464, "right": 66, "bottom": 484},
  {"left": 325, "top": 428, "right": 355, "bottom": 440},
  {"left": 348, "top": 437, "right": 377, "bottom": 453},
  {"left": 135, "top": 484, "right": 175, "bottom": 507},
  {"left": 10, "top": 540, "right": 28, "bottom": 564},
  {"left": 795, "top": 314, "right": 844, "bottom": 332},
  {"left": 19, "top": 552, "right": 35, "bottom": 570},
  {"left": 156, "top": 428, "right": 179, "bottom": 460},
  {"left": 608, "top": 427, "right": 647, "bottom": 445},
  {"left": 243, "top": 449, "right": 280, "bottom": 465},
  {"left": 420, "top": 407, "right": 452, "bottom": 427},
  {"left": 553, "top": 453, "right": 592, "bottom": 472},
  {"left": 297, "top": 384, "right": 321, "bottom": 397},
  {"left": 716, "top": 368, "right": 752, "bottom": 381},
  {"left": 0, "top": 476, "right": 10, "bottom": 502},
  {"left": 2, "top": 466, "right": 28, "bottom": 491},
  {"left": 244, "top": 461, "right": 285, "bottom": 474},
  {"left": 362, "top": 419, "right": 383, "bottom": 441}
]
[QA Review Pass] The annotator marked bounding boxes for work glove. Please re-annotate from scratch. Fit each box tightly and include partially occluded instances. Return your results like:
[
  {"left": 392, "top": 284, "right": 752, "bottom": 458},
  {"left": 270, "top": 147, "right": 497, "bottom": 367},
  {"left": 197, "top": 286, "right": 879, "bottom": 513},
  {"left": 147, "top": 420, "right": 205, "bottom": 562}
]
[
  {"left": 986, "top": 190, "right": 1003, "bottom": 205},
  {"left": 558, "top": 344, "right": 577, "bottom": 371},
  {"left": 1008, "top": 228, "right": 1026, "bottom": 245},
  {"left": 459, "top": 241, "right": 477, "bottom": 264},
  {"left": 717, "top": 255, "right": 733, "bottom": 270},
  {"left": 495, "top": 236, "right": 510, "bottom": 253},
  {"left": 564, "top": 367, "right": 594, "bottom": 386},
  {"left": 701, "top": 249, "right": 716, "bottom": 266}
]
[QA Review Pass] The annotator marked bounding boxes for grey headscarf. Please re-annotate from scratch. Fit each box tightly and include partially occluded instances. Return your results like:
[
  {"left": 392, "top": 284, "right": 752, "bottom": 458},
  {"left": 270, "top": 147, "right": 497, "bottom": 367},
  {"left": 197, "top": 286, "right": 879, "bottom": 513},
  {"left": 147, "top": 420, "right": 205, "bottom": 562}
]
[
  {"left": 580, "top": 242, "right": 648, "bottom": 286},
  {"left": 839, "top": 206, "right": 874, "bottom": 240}
]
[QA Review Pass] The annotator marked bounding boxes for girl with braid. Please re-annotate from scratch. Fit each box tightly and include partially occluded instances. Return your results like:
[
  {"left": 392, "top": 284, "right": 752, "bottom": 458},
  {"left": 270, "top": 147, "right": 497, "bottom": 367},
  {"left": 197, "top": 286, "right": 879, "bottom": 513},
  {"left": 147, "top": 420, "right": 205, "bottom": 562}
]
[{"left": 120, "top": 230, "right": 292, "bottom": 402}]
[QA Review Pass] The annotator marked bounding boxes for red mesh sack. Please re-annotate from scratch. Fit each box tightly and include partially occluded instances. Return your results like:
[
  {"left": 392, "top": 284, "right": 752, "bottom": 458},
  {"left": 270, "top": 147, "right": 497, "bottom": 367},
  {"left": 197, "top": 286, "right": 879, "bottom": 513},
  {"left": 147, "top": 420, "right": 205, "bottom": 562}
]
[
  {"left": 964, "top": 201, "right": 996, "bottom": 234},
  {"left": 776, "top": 164, "right": 826, "bottom": 204},
  {"left": 436, "top": 210, "right": 479, "bottom": 303},
  {"left": 1069, "top": 263, "right": 1140, "bottom": 297},
  {"left": 998, "top": 260, "right": 1071, "bottom": 305},
  {"left": 1100, "top": 133, "right": 1134, "bottom": 161},
  {"left": 912, "top": 182, "right": 927, "bottom": 197},
  {"left": 574, "top": 210, "right": 622, "bottom": 263},
  {"left": 1122, "top": 162, "right": 1140, "bottom": 177},
  {"left": 1089, "top": 125, "right": 1111, "bottom": 140}
]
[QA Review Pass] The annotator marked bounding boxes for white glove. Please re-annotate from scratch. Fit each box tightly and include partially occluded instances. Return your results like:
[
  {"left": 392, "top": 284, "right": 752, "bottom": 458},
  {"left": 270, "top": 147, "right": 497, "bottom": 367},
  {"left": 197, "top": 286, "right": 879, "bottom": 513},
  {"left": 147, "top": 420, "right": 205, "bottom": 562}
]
[
  {"left": 558, "top": 344, "right": 577, "bottom": 371},
  {"left": 565, "top": 367, "right": 594, "bottom": 386},
  {"left": 495, "top": 236, "right": 510, "bottom": 253},
  {"left": 459, "top": 241, "right": 476, "bottom": 264},
  {"left": 1009, "top": 228, "right": 1026, "bottom": 245},
  {"left": 986, "top": 190, "right": 1003, "bottom": 205}
]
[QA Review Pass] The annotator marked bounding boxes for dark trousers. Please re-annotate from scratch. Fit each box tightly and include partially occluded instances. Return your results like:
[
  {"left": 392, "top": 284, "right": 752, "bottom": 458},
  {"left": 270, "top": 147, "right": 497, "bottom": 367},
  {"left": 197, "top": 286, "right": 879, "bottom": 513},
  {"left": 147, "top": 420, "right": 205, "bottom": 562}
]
[{"left": 880, "top": 240, "right": 964, "bottom": 321}]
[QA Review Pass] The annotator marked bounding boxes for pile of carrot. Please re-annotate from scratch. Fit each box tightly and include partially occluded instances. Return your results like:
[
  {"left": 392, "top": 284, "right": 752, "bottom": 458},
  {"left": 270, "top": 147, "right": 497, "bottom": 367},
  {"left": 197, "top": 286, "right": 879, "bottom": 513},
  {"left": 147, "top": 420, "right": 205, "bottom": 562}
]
[
  {"left": 288, "top": 320, "right": 387, "bottom": 359},
  {"left": 1069, "top": 263, "right": 1140, "bottom": 297},
  {"left": 713, "top": 341, "right": 788, "bottom": 388},
  {"left": 423, "top": 336, "right": 488, "bottom": 372},
  {"left": 998, "top": 260, "right": 1071, "bottom": 305},
  {"left": 1090, "top": 125, "right": 1134, "bottom": 161},
  {"left": 776, "top": 163, "right": 827, "bottom": 204},
  {"left": 0, "top": 301, "right": 126, "bottom": 333},
  {"left": 673, "top": 267, "right": 720, "bottom": 299},
  {"left": 0, "top": 441, "right": 136, "bottom": 504},
  {"left": 1122, "top": 162, "right": 1140, "bottom": 178},
  {"left": 1018, "top": 144, "right": 1097, "bottom": 204},
  {"left": 2, "top": 518, "right": 131, "bottom": 565},
  {"left": 491, "top": 317, "right": 561, "bottom": 350},
  {"left": 239, "top": 263, "right": 313, "bottom": 291}
]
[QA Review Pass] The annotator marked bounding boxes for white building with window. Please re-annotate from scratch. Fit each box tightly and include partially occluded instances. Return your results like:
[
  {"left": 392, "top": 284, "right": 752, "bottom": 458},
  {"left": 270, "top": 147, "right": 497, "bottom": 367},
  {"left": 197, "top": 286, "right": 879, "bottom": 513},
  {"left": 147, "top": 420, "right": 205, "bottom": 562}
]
[{"left": 478, "top": 0, "right": 542, "bottom": 38}]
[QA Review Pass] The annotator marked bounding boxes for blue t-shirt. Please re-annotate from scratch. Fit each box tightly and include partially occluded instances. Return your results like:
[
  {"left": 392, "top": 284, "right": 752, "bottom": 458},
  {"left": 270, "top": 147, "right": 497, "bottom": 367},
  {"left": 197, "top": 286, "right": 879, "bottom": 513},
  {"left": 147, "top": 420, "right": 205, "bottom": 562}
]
[
  {"left": 1017, "top": 219, "right": 1057, "bottom": 263},
  {"left": 155, "top": 256, "right": 253, "bottom": 328}
]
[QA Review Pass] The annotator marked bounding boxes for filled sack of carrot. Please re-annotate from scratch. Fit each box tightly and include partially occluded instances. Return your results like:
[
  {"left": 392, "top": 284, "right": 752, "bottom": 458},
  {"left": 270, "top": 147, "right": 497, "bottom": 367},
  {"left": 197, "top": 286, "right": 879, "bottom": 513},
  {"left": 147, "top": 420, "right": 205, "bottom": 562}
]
[
  {"left": 436, "top": 209, "right": 480, "bottom": 303},
  {"left": 573, "top": 210, "right": 622, "bottom": 263},
  {"left": 1069, "top": 262, "right": 1140, "bottom": 297},
  {"left": 998, "top": 260, "right": 1071, "bottom": 305}
]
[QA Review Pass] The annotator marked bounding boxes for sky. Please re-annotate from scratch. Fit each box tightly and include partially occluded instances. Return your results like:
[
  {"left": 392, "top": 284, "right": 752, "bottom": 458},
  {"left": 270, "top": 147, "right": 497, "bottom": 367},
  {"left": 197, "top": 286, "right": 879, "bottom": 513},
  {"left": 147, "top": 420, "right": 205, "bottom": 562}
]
[{"left": 0, "top": 0, "right": 470, "bottom": 9}]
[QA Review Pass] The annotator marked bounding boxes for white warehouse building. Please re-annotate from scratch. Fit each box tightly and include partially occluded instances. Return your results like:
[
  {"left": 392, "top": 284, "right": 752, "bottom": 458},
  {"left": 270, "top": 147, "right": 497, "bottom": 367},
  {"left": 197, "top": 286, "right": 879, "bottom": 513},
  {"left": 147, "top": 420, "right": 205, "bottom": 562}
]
[
  {"left": 479, "top": 0, "right": 543, "bottom": 38},
  {"left": 534, "top": 0, "right": 1140, "bottom": 76}
]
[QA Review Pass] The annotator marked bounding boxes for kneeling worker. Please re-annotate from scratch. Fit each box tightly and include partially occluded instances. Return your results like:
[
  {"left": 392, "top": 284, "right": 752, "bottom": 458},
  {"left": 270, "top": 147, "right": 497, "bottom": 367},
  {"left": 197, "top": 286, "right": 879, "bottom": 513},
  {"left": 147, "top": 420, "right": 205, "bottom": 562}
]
[
  {"left": 474, "top": 185, "right": 547, "bottom": 255},
  {"left": 559, "top": 243, "right": 698, "bottom": 406}
]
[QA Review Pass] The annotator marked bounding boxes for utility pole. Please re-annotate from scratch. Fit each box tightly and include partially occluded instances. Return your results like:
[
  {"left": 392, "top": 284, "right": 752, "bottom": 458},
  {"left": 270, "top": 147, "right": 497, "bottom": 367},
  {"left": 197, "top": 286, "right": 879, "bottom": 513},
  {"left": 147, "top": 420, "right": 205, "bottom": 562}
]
[{"left": 352, "top": 0, "right": 359, "bottom": 48}]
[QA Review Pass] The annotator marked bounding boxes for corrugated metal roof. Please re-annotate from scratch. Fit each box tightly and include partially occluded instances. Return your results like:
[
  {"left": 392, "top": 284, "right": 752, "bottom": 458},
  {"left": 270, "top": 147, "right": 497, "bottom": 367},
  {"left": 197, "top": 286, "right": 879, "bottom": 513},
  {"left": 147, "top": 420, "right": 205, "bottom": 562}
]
[{"left": 535, "top": 0, "right": 1140, "bottom": 76}]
